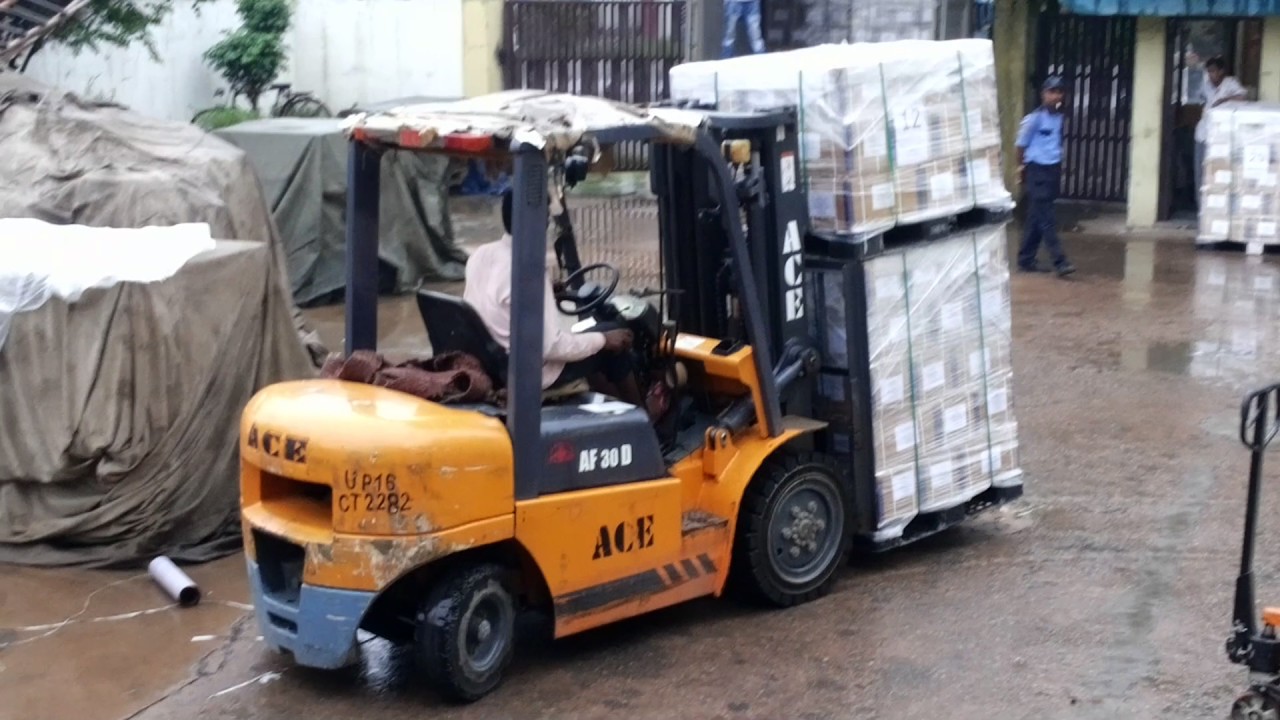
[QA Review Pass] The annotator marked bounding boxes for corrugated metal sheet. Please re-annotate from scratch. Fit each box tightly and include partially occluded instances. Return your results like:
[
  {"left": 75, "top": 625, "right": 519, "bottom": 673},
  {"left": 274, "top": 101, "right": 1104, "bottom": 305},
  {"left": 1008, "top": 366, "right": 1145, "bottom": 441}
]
[
  {"left": 1060, "top": 0, "right": 1280, "bottom": 16},
  {"left": 1, "top": 0, "right": 91, "bottom": 66}
]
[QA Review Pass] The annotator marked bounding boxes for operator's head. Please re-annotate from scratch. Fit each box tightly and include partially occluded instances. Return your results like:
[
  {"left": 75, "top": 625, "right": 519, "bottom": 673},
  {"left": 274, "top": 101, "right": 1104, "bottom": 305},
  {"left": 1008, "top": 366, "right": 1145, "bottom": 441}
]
[
  {"left": 1041, "top": 75, "right": 1065, "bottom": 112},
  {"left": 501, "top": 188, "right": 513, "bottom": 235},
  {"left": 1206, "top": 56, "right": 1227, "bottom": 87}
]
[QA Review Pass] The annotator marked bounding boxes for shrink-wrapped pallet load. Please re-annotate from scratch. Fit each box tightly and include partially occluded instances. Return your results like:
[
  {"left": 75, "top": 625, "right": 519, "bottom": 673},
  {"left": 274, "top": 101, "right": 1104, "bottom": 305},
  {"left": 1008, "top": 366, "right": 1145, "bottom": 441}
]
[
  {"left": 669, "top": 39, "right": 1012, "bottom": 237},
  {"left": 808, "top": 224, "right": 1022, "bottom": 541},
  {"left": 1198, "top": 103, "right": 1280, "bottom": 253}
]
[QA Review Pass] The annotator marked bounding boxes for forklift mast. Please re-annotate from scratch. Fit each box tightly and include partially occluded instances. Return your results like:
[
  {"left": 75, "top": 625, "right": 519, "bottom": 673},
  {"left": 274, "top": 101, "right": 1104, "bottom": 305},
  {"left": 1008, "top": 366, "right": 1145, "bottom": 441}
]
[{"left": 651, "top": 110, "right": 814, "bottom": 416}]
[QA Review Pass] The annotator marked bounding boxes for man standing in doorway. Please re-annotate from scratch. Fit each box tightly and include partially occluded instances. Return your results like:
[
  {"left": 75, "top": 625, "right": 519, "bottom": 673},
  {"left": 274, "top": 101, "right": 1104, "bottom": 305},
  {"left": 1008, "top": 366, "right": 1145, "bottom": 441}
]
[
  {"left": 1194, "top": 56, "right": 1247, "bottom": 198},
  {"left": 1016, "top": 75, "right": 1075, "bottom": 277},
  {"left": 722, "top": 0, "right": 765, "bottom": 58}
]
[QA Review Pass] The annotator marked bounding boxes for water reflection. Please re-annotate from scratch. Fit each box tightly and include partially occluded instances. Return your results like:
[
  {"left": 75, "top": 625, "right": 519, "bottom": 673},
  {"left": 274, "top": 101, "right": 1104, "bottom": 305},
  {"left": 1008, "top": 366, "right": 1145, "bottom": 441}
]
[{"left": 1187, "top": 255, "right": 1279, "bottom": 381}]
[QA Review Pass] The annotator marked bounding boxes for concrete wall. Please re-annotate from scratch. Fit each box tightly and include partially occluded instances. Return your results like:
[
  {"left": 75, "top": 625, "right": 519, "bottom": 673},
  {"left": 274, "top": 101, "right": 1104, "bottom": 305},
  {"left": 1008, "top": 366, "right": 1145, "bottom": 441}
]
[
  {"left": 1126, "top": 17, "right": 1166, "bottom": 228},
  {"left": 1261, "top": 17, "right": 1280, "bottom": 103},
  {"left": 24, "top": 0, "right": 465, "bottom": 121},
  {"left": 462, "top": 0, "right": 504, "bottom": 96}
]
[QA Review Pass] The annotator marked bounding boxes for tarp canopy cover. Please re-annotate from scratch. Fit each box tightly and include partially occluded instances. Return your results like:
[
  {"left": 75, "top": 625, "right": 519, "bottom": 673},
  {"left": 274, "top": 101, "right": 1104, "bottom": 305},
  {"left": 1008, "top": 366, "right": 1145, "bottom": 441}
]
[
  {"left": 216, "top": 118, "right": 470, "bottom": 306},
  {"left": 342, "top": 90, "right": 708, "bottom": 154}
]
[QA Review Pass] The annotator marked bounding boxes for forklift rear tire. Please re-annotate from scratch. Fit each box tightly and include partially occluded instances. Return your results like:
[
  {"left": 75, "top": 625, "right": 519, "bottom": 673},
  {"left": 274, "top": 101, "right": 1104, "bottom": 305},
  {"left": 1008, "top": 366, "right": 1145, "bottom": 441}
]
[
  {"left": 1233, "top": 690, "right": 1280, "bottom": 720},
  {"left": 416, "top": 563, "right": 516, "bottom": 702},
  {"left": 731, "top": 452, "right": 851, "bottom": 607}
]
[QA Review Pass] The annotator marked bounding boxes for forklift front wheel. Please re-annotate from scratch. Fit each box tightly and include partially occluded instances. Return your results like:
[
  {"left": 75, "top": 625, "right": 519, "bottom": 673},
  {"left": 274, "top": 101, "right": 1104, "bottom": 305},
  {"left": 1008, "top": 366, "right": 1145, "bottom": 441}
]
[
  {"left": 1233, "top": 690, "right": 1280, "bottom": 720},
  {"left": 732, "top": 452, "right": 851, "bottom": 607},
  {"left": 416, "top": 563, "right": 517, "bottom": 702}
]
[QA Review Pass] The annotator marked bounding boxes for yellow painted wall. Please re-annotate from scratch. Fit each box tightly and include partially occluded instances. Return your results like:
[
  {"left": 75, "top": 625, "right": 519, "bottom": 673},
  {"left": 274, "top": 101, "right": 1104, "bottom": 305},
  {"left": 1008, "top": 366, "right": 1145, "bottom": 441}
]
[
  {"left": 1126, "top": 17, "right": 1166, "bottom": 228},
  {"left": 993, "top": 0, "right": 1030, "bottom": 192},
  {"left": 1261, "top": 18, "right": 1280, "bottom": 103},
  {"left": 462, "top": 0, "right": 505, "bottom": 97}
]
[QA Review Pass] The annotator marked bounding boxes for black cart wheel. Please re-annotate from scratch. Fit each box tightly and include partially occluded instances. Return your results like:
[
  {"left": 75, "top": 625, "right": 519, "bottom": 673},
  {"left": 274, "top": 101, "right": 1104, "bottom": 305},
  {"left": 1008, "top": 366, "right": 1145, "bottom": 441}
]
[
  {"left": 731, "top": 452, "right": 851, "bottom": 607},
  {"left": 1233, "top": 691, "right": 1280, "bottom": 720},
  {"left": 278, "top": 94, "right": 333, "bottom": 118},
  {"left": 416, "top": 564, "right": 516, "bottom": 702}
]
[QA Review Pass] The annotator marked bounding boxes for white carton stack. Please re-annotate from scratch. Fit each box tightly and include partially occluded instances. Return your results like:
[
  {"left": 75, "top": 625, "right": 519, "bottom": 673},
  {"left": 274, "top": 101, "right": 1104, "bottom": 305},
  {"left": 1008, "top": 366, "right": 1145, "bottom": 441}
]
[
  {"left": 669, "top": 40, "right": 1012, "bottom": 237},
  {"left": 814, "top": 223, "right": 1022, "bottom": 541},
  {"left": 1198, "top": 103, "right": 1280, "bottom": 253}
]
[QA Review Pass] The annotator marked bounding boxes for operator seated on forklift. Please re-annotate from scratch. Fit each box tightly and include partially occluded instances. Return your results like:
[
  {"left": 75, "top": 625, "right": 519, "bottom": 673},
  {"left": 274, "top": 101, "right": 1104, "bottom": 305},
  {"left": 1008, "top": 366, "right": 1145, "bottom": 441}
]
[{"left": 464, "top": 188, "right": 665, "bottom": 418}]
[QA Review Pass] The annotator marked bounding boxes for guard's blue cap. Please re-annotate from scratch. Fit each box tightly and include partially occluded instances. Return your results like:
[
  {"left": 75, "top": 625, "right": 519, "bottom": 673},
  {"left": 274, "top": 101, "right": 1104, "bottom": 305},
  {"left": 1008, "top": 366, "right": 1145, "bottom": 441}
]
[{"left": 1042, "top": 75, "right": 1065, "bottom": 91}]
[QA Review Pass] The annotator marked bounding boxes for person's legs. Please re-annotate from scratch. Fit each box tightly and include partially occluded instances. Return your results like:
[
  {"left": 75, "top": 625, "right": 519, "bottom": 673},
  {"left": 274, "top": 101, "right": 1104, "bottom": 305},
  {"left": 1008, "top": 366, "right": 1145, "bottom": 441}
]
[
  {"left": 1036, "top": 163, "right": 1070, "bottom": 271},
  {"left": 552, "top": 355, "right": 602, "bottom": 388},
  {"left": 721, "top": 1, "right": 744, "bottom": 58},
  {"left": 1018, "top": 205, "right": 1042, "bottom": 269},
  {"left": 744, "top": 0, "right": 766, "bottom": 53},
  {"left": 1018, "top": 165, "right": 1044, "bottom": 269},
  {"left": 1039, "top": 201, "right": 1069, "bottom": 270}
]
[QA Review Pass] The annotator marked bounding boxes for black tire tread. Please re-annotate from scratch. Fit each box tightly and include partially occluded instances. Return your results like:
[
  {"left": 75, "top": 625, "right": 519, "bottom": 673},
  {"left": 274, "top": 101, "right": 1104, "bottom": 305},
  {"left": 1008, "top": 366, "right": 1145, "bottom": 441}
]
[
  {"left": 730, "top": 451, "right": 852, "bottom": 607},
  {"left": 415, "top": 563, "right": 514, "bottom": 703}
]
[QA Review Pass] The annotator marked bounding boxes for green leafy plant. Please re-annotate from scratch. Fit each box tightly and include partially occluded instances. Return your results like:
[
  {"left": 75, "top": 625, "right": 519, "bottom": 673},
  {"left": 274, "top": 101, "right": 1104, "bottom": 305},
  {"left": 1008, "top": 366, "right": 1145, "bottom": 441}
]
[
  {"left": 10, "top": 1, "right": 210, "bottom": 71},
  {"left": 202, "top": 0, "right": 291, "bottom": 112}
]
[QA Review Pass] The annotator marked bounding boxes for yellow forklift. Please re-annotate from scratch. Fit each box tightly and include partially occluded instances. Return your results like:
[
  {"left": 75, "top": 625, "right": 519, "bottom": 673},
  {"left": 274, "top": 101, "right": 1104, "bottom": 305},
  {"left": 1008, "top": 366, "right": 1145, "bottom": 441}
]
[{"left": 239, "top": 92, "right": 1020, "bottom": 701}]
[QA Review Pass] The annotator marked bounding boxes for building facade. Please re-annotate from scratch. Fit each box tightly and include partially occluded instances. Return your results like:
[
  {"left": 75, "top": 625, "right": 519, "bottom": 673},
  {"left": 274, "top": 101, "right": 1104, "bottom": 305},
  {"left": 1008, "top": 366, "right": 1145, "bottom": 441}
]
[
  {"left": 21, "top": 0, "right": 501, "bottom": 122},
  {"left": 993, "top": 0, "right": 1280, "bottom": 228}
]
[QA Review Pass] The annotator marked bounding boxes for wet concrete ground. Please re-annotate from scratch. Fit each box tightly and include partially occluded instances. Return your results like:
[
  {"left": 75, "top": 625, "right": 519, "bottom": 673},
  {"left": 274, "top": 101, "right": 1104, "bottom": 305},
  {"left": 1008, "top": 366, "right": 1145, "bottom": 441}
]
[{"left": 7, "top": 216, "right": 1280, "bottom": 720}]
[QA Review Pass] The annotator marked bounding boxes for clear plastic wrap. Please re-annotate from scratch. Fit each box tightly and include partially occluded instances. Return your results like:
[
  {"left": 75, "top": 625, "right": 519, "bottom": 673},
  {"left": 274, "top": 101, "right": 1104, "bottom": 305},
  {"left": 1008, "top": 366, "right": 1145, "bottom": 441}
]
[
  {"left": 670, "top": 40, "right": 1012, "bottom": 237},
  {"left": 811, "top": 223, "right": 1021, "bottom": 540},
  {"left": 1198, "top": 102, "right": 1280, "bottom": 252}
]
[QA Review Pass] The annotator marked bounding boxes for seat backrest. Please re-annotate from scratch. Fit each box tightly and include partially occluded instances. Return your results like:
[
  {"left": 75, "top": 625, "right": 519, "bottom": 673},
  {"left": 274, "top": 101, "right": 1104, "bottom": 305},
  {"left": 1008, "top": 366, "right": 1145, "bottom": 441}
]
[{"left": 415, "top": 290, "right": 508, "bottom": 386}]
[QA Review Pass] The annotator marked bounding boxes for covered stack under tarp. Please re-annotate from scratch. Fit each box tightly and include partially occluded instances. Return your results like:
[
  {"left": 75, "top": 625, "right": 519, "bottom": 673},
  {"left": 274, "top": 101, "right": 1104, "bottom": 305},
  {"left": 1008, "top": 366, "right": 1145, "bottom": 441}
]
[
  {"left": 216, "top": 118, "right": 469, "bottom": 306},
  {"left": 0, "top": 74, "right": 278, "bottom": 243},
  {"left": 0, "top": 77, "right": 320, "bottom": 566},
  {"left": 0, "top": 221, "right": 316, "bottom": 567}
]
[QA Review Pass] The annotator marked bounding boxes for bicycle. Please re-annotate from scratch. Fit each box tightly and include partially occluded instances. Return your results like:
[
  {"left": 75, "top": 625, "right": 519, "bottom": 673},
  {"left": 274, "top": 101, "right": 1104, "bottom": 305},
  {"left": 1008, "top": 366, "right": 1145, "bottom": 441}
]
[
  {"left": 267, "top": 82, "right": 332, "bottom": 118},
  {"left": 191, "top": 83, "right": 333, "bottom": 130}
]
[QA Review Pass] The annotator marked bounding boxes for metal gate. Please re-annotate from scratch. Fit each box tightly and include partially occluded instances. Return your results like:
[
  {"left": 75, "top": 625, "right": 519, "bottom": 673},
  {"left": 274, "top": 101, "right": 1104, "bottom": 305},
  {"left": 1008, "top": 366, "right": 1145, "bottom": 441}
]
[
  {"left": 501, "top": 0, "right": 686, "bottom": 169},
  {"left": 1037, "top": 14, "right": 1137, "bottom": 203}
]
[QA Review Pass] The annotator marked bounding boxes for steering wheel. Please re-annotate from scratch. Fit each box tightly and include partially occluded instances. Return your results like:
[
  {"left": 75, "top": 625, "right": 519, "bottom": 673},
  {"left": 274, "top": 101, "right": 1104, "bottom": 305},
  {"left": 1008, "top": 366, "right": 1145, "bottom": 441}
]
[{"left": 555, "top": 262, "right": 620, "bottom": 315}]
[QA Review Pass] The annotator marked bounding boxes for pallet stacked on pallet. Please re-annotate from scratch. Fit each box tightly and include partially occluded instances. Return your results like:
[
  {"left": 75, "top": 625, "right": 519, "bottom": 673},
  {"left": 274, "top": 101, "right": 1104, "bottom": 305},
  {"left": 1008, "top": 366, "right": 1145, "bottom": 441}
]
[
  {"left": 808, "top": 223, "right": 1023, "bottom": 542},
  {"left": 669, "top": 39, "right": 1012, "bottom": 239},
  {"left": 1198, "top": 103, "right": 1280, "bottom": 253}
]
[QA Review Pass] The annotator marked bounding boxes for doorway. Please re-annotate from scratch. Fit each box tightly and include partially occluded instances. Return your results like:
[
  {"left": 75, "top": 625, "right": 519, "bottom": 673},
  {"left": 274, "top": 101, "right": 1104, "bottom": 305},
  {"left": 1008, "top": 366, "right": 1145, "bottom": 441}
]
[{"left": 1160, "top": 18, "right": 1262, "bottom": 220}]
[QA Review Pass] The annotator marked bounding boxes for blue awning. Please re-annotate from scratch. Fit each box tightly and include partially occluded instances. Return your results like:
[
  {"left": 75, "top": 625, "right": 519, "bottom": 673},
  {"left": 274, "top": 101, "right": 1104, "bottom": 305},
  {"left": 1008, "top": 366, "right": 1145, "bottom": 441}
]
[{"left": 1060, "top": 0, "right": 1280, "bottom": 15}]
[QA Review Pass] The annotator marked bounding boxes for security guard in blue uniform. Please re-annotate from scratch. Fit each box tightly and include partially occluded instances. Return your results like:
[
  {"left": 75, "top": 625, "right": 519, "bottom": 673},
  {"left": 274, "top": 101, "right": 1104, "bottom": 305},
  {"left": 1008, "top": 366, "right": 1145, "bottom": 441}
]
[{"left": 1016, "top": 76, "right": 1076, "bottom": 277}]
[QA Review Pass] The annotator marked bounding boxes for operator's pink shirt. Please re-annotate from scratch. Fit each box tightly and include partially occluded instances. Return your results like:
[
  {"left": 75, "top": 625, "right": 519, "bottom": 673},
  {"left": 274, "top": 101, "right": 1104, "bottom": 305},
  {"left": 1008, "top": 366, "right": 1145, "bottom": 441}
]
[{"left": 463, "top": 234, "right": 605, "bottom": 389}]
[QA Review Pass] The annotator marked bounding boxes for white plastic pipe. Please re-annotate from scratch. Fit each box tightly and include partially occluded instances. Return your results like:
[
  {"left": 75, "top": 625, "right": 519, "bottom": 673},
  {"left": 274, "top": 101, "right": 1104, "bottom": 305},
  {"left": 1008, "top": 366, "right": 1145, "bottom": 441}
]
[{"left": 148, "top": 556, "right": 201, "bottom": 607}]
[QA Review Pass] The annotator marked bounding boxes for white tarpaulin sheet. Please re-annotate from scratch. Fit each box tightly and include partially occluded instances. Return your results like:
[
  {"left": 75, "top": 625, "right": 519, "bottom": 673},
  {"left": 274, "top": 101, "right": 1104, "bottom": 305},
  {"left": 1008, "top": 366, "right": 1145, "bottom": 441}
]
[{"left": 0, "top": 220, "right": 215, "bottom": 348}]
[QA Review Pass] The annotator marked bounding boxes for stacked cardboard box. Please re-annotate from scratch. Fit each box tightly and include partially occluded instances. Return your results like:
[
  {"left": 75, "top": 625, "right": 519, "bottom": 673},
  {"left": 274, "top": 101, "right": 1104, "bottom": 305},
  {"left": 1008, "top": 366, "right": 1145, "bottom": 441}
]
[
  {"left": 811, "top": 224, "right": 1022, "bottom": 541},
  {"left": 1198, "top": 103, "right": 1280, "bottom": 253},
  {"left": 669, "top": 40, "right": 1012, "bottom": 237}
]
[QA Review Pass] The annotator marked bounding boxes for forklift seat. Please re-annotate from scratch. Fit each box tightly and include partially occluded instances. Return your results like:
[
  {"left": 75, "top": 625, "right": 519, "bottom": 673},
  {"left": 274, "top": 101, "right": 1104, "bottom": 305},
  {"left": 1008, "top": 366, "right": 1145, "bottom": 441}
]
[
  {"left": 416, "top": 290, "right": 509, "bottom": 387},
  {"left": 414, "top": 289, "right": 589, "bottom": 400}
]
